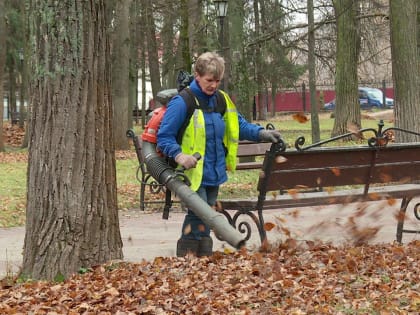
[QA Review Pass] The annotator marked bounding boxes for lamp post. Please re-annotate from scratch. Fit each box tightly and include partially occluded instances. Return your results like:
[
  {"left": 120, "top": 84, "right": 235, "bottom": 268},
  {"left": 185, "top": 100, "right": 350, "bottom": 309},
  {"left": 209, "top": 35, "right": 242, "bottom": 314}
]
[
  {"left": 214, "top": 0, "right": 228, "bottom": 55},
  {"left": 214, "top": 0, "right": 228, "bottom": 89}
]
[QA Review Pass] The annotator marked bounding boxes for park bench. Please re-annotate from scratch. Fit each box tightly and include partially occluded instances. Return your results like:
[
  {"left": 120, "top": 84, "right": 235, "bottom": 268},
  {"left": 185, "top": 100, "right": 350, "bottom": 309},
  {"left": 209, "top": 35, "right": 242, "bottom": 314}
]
[
  {"left": 126, "top": 128, "right": 274, "bottom": 212},
  {"left": 218, "top": 120, "right": 420, "bottom": 245}
]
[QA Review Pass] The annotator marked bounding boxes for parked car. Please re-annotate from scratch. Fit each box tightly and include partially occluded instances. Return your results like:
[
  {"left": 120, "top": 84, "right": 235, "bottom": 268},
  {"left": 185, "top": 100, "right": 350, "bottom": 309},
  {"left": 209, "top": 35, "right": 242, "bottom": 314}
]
[
  {"left": 359, "top": 87, "right": 394, "bottom": 109},
  {"left": 324, "top": 99, "right": 336, "bottom": 111},
  {"left": 324, "top": 87, "right": 394, "bottom": 110}
]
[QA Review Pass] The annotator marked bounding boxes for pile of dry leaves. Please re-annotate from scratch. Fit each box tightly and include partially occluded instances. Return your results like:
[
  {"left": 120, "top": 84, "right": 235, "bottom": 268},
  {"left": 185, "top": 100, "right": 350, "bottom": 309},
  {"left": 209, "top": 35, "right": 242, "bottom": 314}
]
[
  {"left": 1, "top": 241, "right": 419, "bottom": 314},
  {"left": 2, "top": 123, "right": 25, "bottom": 147}
]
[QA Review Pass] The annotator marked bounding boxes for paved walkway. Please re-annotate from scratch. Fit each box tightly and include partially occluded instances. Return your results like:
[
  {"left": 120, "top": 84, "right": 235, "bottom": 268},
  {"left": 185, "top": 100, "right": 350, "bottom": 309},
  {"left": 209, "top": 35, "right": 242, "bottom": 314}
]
[{"left": 1, "top": 200, "right": 419, "bottom": 278}]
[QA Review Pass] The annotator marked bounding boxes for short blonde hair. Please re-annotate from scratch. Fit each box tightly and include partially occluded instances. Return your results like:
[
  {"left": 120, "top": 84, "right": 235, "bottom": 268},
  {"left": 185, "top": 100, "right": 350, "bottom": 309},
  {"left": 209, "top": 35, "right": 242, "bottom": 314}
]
[{"left": 194, "top": 52, "right": 225, "bottom": 80}]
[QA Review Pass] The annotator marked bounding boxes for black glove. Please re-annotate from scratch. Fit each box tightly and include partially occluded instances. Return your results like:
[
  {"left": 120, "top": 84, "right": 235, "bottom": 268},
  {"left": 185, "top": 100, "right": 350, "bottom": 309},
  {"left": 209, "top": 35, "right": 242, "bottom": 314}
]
[{"left": 259, "top": 129, "right": 282, "bottom": 143}]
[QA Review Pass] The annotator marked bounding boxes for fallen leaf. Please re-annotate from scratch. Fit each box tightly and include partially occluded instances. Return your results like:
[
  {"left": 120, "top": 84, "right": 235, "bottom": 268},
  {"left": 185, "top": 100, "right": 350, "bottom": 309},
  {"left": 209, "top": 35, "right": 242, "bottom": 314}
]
[
  {"left": 292, "top": 112, "right": 309, "bottom": 123},
  {"left": 264, "top": 222, "right": 276, "bottom": 231}
]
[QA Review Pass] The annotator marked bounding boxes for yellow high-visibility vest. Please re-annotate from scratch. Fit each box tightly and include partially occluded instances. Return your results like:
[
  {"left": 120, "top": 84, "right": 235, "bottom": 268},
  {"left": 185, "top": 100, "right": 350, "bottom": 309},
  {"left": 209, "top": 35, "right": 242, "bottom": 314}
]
[{"left": 180, "top": 91, "right": 239, "bottom": 191}]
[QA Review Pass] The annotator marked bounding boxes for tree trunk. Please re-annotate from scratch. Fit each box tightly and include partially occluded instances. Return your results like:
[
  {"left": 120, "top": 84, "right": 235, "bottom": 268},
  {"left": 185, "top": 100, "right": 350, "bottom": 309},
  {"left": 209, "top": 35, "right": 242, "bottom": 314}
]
[
  {"left": 222, "top": 15, "right": 231, "bottom": 93},
  {"left": 145, "top": 0, "right": 162, "bottom": 98},
  {"left": 188, "top": 0, "right": 203, "bottom": 56},
  {"left": 254, "top": 0, "right": 266, "bottom": 120},
  {"left": 230, "top": 0, "right": 252, "bottom": 119},
  {"left": 332, "top": 0, "right": 361, "bottom": 137},
  {"left": 160, "top": 3, "right": 178, "bottom": 88},
  {"left": 112, "top": 0, "right": 132, "bottom": 150},
  {"left": 129, "top": 0, "right": 138, "bottom": 128},
  {"left": 18, "top": 0, "right": 28, "bottom": 132},
  {"left": 308, "top": 0, "right": 320, "bottom": 143},
  {"left": 390, "top": 0, "right": 420, "bottom": 142},
  {"left": 271, "top": 86, "right": 276, "bottom": 117},
  {"left": 23, "top": 0, "right": 123, "bottom": 281},
  {"left": 8, "top": 60, "right": 17, "bottom": 124},
  {"left": 177, "top": 0, "right": 192, "bottom": 73},
  {"left": 138, "top": 3, "right": 147, "bottom": 128},
  {"left": 0, "top": 0, "right": 5, "bottom": 152},
  {"left": 20, "top": 0, "right": 31, "bottom": 149}
]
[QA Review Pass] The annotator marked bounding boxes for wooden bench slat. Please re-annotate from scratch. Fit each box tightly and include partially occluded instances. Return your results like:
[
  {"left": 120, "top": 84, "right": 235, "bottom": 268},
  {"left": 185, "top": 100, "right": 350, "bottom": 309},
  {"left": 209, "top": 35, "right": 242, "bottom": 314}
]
[
  {"left": 220, "top": 184, "right": 420, "bottom": 211},
  {"left": 236, "top": 162, "right": 263, "bottom": 170},
  {"left": 237, "top": 142, "right": 271, "bottom": 157},
  {"left": 262, "top": 147, "right": 420, "bottom": 191}
]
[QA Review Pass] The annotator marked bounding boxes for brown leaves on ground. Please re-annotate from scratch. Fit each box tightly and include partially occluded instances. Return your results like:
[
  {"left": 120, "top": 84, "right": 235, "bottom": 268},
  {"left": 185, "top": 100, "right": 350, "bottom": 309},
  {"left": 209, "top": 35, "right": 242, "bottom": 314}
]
[
  {"left": 1, "top": 241, "right": 419, "bottom": 314},
  {"left": 292, "top": 112, "right": 309, "bottom": 123},
  {"left": 1, "top": 123, "right": 27, "bottom": 163},
  {"left": 2, "top": 123, "right": 25, "bottom": 147},
  {"left": 0, "top": 151, "right": 28, "bottom": 163}
]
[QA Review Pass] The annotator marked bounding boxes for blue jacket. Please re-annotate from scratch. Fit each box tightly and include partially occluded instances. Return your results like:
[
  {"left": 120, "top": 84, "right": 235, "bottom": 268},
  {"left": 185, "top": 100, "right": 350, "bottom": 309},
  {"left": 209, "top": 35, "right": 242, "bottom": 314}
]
[{"left": 157, "top": 79, "right": 263, "bottom": 187}]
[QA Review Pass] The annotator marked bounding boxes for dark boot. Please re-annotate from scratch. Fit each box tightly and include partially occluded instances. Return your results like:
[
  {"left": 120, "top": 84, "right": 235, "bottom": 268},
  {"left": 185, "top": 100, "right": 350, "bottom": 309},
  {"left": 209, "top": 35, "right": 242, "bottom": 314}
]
[
  {"left": 176, "top": 238, "right": 199, "bottom": 257},
  {"left": 198, "top": 236, "right": 213, "bottom": 257}
]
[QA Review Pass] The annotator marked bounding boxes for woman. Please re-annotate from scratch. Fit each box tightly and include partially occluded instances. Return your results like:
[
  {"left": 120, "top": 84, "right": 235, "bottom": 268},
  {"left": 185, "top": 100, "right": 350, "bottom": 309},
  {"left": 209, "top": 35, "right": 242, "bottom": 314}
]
[{"left": 157, "top": 52, "right": 281, "bottom": 257}]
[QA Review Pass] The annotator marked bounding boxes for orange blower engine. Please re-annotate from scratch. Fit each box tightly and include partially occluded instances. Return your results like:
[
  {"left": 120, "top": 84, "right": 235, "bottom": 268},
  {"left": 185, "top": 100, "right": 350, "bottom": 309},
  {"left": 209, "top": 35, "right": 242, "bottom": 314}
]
[
  {"left": 141, "top": 106, "right": 167, "bottom": 144},
  {"left": 141, "top": 88, "right": 178, "bottom": 145}
]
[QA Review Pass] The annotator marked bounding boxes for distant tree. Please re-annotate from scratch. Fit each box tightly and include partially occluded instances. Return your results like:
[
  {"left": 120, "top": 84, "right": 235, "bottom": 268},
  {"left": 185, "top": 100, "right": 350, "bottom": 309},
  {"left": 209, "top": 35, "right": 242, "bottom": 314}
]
[
  {"left": 22, "top": 0, "right": 123, "bottom": 280},
  {"left": 129, "top": 0, "right": 140, "bottom": 128},
  {"left": 160, "top": 2, "right": 179, "bottom": 88},
  {"left": 254, "top": 0, "right": 266, "bottom": 120},
  {"left": 112, "top": 0, "right": 132, "bottom": 150},
  {"left": 308, "top": 0, "right": 320, "bottom": 143},
  {"left": 0, "top": 0, "right": 5, "bottom": 152},
  {"left": 144, "top": 0, "right": 162, "bottom": 98},
  {"left": 139, "top": 4, "right": 148, "bottom": 128},
  {"left": 4, "top": 0, "right": 25, "bottom": 125},
  {"left": 230, "top": 0, "right": 254, "bottom": 120},
  {"left": 331, "top": 0, "right": 361, "bottom": 137},
  {"left": 19, "top": 0, "right": 29, "bottom": 139},
  {"left": 390, "top": 0, "right": 420, "bottom": 142}
]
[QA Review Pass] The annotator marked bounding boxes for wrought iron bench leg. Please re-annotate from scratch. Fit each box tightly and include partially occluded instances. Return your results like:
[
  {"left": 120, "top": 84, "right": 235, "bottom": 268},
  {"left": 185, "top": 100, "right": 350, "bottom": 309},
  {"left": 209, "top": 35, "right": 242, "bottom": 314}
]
[
  {"left": 140, "top": 178, "right": 146, "bottom": 211},
  {"left": 136, "top": 166, "right": 147, "bottom": 211},
  {"left": 396, "top": 197, "right": 412, "bottom": 243},
  {"left": 257, "top": 208, "right": 267, "bottom": 243}
]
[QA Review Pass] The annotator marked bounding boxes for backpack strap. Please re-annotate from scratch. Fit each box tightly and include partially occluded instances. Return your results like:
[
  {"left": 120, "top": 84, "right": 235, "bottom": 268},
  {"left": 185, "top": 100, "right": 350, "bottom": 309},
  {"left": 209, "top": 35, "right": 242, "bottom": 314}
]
[
  {"left": 214, "top": 90, "right": 227, "bottom": 116},
  {"left": 176, "top": 88, "right": 199, "bottom": 144},
  {"left": 176, "top": 88, "right": 227, "bottom": 144}
]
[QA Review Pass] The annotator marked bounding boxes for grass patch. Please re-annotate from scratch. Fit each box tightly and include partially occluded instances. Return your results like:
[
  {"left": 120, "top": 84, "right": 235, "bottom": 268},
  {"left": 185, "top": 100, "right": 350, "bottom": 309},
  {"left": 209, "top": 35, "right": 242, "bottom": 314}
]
[
  {"left": 220, "top": 169, "right": 260, "bottom": 199},
  {"left": 0, "top": 162, "right": 27, "bottom": 227},
  {"left": 116, "top": 158, "right": 142, "bottom": 210}
]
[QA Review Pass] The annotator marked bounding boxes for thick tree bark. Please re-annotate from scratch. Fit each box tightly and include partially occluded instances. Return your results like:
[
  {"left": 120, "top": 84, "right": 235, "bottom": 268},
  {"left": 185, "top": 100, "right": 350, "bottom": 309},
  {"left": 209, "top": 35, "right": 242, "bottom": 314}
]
[
  {"left": 23, "top": 0, "right": 123, "bottom": 281},
  {"left": 390, "top": 0, "right": 420, "bottom": 142},
  {"left": 112, "top": 0, "right": 132, "bottom": 150},
  {"left": 332, "top": 0, "right": 361, "bottom": 137}
]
